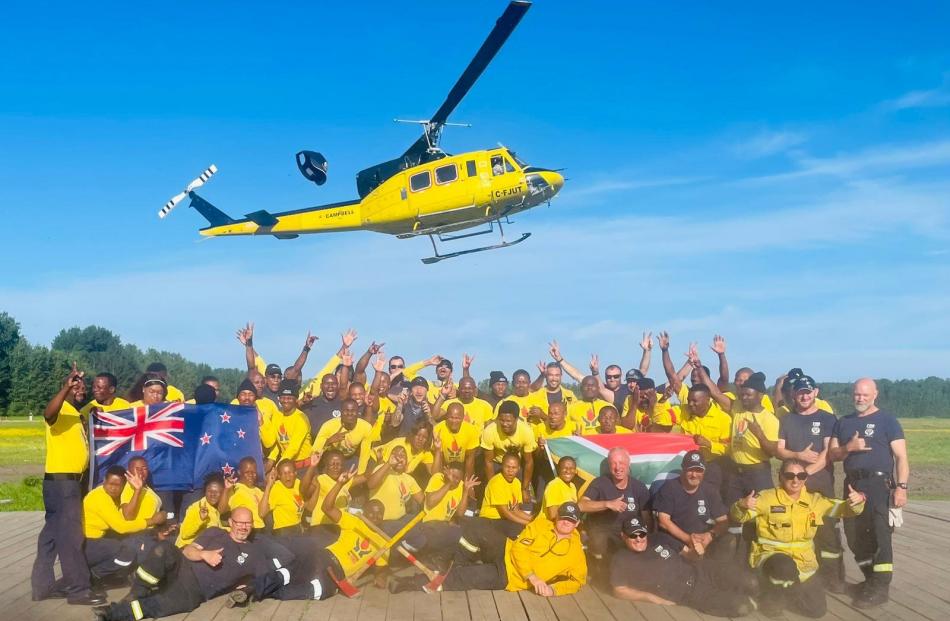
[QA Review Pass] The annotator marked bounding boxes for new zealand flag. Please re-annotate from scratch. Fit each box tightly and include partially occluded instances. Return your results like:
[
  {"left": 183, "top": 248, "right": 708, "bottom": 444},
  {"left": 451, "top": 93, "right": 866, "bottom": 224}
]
[{"left": 91, "top": 403, "right": 264, "bottom": 491}]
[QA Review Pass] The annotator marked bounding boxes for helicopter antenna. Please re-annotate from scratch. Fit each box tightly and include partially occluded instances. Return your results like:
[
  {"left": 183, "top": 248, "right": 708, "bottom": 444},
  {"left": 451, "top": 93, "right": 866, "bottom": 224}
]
[
  {"left": 394, "top": 119, "right": 472, "bottom": 152},
  {"left": 159, "top": 164, "right": 217, "bottom": 219}
]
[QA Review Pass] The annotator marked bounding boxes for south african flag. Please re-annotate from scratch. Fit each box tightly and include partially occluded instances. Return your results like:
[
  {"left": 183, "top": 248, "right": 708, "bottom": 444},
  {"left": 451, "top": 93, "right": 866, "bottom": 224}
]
[{"left": 545, "top": 434, "right": 698, "bottom": 491}]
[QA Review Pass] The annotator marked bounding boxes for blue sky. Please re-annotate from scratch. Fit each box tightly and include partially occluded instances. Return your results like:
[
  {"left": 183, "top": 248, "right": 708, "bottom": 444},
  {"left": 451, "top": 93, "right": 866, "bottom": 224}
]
[{"left": 1, "top": 1, "right": 948, "bottom": 384}]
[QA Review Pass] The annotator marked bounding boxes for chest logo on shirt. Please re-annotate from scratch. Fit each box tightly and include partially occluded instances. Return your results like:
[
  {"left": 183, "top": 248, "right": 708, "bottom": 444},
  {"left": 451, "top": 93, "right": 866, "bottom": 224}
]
[
  {"left": 237, "top": 552, "right": 248, "bottom": 565},
  {"left": 348, "top": 537, "right": 372, "bottom": 563},
  {"left": 697, "top": 500, "right": 706, "bottom": 515},
  {"left": 447, "top": 496, "right": 458, "bottom": 518},
  {"left": 865, "top": 424, "right": 875, "bottom": 437},
  {"left": 626, "top": 496, "right": 637, "bottom": 512},
  {"left": 811, "top": 422, "right": 822, "bottom": 436},
  {"left": 654, "top": 545, "right": 671, "bottom": 559},
  {"left": 448, "top": 438, "right": 463, "bottom": 461},
  {"left": 294, "top": 494, "right": 304, "bottom": 515},
  {"left": 332, "top": 409, "right": 342, "bottom": 419},
  {"left": 278, "top": 425, "right": 289, "bottom": 444},
  {"left": 398, "top": 481, "right": 411, "bottom": 503}
]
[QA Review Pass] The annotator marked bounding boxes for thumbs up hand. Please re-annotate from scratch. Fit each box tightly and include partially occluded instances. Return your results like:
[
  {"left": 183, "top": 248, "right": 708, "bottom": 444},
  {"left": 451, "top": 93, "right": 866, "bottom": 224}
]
[
  {"left": 846, "top": 431, "right": 872, "bottom": 452},
  {"left": 739, "top": 490, "right": 758, "bottom": 512},
  {"left": 847, "top": 484, "right": 866, "bottom": 507}
]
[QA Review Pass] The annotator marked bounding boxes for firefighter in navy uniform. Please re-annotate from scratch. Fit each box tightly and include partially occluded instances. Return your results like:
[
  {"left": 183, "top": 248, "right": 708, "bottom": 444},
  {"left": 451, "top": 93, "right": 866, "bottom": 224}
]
[
  {"left": 829, "top": 378, "right": 909, "bottom": 609},
  {"left": 30, "top": 364, "right": 106, "bottom": 606},
  {"left": 775, "top": 376, "right": 844, "bottom": 591},
  {"left": 732, "top": 459, "right": 866, "bottom": 619}
]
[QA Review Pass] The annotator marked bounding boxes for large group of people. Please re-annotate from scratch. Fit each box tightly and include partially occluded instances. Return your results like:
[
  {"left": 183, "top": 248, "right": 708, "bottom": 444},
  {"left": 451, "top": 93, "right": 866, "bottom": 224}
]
[{"left": 30, "top": 327, "right": 910, "bottom": 620}]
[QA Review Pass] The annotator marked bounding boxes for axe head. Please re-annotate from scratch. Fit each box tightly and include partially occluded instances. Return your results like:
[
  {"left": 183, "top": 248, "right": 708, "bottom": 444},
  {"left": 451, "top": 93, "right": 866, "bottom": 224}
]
[{"left": 328, "top": 566, "right": 360, "bottom": 598}]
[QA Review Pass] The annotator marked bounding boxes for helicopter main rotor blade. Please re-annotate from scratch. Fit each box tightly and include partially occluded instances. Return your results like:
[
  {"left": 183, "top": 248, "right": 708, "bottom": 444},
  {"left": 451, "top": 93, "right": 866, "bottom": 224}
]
[{"left": 429, "top": 0, "right": 530, "bottom": 126}]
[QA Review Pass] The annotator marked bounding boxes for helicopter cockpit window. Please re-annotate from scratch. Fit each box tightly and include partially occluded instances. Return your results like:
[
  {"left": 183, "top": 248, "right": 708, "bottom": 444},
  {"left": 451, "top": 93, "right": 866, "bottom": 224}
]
[
  {"left": 507, "top": 151, "right": 528, "bottom": 169},
  {"left": 409, "top": 171, "right": 431, "bottom": 192},
  {"left": 503, "top": 157, "right": 516, "bottom": 173},
  {"left": 435, "top": 164, "right": 458, "bottom": 185},
  {"left": 491, "top": 155, "right": 505, "bottom": 176}
]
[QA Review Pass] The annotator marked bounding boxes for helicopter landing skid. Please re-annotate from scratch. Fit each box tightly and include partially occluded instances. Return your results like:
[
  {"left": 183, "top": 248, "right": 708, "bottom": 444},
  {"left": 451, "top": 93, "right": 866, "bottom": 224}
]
[{"left": 421, "top": 220, "right": 530, "bottom": 264}]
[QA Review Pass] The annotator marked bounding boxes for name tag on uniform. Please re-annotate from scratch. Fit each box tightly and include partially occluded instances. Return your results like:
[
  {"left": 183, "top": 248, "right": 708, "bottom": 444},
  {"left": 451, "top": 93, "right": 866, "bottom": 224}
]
[{"left": 770, "top": 505, "right": 787, "bottom": 513}]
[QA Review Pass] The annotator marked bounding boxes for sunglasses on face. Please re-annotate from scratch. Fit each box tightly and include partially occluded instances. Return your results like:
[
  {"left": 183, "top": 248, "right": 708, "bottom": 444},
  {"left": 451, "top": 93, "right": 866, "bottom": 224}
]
[
  {"left": 781, "top": 472, "right": 808, "bottom": 481},
  {"left": 390, "top": 364, "right": 404, "bottom": 370},
  {"left": 626, "top": 532, "right": 648, "bottom": 540},
  {"left": 606, "top": 374, "right": 621, "bottom": 380}
]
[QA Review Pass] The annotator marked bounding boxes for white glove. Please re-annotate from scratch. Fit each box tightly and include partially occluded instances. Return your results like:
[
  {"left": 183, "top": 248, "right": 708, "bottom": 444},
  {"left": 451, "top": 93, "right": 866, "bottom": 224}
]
[{"left": 888, "top": 507, "right": 904, "bottom": 528}]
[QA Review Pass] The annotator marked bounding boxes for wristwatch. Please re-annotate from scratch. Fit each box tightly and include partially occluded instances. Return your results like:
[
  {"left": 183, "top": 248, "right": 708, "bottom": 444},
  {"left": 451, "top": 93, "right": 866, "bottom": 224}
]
[{"left": 896, "top": 482, "right": 908, "bottom": 490}]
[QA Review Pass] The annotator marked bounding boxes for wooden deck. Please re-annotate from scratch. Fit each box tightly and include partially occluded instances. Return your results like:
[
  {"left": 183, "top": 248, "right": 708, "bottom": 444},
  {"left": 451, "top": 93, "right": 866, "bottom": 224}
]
[{"left": 2, "top": 503, "right": 948, "bottom": 621}]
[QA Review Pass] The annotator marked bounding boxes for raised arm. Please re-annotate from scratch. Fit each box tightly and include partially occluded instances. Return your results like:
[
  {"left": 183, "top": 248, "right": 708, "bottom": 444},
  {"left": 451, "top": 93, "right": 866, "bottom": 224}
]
[
  {"left": 710, "top": 335, "right": 730, "bottom": 391},
  {"left": 693, "top": 354, "right": 733, "bottom": 412},
  {"left": 355, "top": 341, "right": 383, "bottom": 385},
  {"left": 589, "top": 354, "right": 615, "bottom": 402},
  {"left": 286, "top": 331, "right": 318, "bottom": 381},
  {"left": 45, "top": 362, "right": 83, "bottom": 422},
  {"left": 322, "top": 467, "right": 357, "bottom": 524},
  {"left": 549, "top": 340, "right": 584, "bottom": 383},
  {"left": 657, "top": 332, "right": 681, "bottom": 393},
  {"left": 638, "top": 331, "right": 652, "bottom": 375},
  {"left": 236, "top": 323, "right": 259, "bottom": 373}
]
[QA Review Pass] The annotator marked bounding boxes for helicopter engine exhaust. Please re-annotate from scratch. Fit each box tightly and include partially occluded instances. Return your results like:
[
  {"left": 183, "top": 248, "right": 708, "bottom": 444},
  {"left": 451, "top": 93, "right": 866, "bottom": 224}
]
[{"left": 296, "top": 150, "right": 328, "bottom": 186}]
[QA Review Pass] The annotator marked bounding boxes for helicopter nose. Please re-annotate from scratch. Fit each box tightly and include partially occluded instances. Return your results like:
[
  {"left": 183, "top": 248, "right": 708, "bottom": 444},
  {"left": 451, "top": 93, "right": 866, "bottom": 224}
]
[{"left": 544, "top": 170, "right": 565, "bottom": 194}]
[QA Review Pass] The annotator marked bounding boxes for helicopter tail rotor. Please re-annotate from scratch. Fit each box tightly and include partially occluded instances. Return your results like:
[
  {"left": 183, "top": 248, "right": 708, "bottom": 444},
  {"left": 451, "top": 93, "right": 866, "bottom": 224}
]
[{"left": 159, "top": 164, "right": 218, "bottom": 219}]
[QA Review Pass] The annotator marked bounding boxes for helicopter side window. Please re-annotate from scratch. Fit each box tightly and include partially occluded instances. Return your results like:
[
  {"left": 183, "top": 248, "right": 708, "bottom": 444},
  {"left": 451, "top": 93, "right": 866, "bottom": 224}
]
[
  {"left": 409, "top": 171, "right": 431, "bottom": 192},
  {"left": 491, "top": 155, "right": 505, "bottom": 176},
  {"left": 435, "top": 164, "right": 458, "bottom": 185},
  {"left": 466, "top": 160, "right": 477, "bottom": 177},
  {"left": 503, "top": 157, "right": 516, "bottom": 173}
]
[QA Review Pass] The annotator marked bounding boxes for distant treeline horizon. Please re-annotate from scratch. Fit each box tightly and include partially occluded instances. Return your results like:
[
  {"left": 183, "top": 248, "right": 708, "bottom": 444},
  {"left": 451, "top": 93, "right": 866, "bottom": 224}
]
[{"left": 0, "top": 311, "right": 947, "bottom": 418}]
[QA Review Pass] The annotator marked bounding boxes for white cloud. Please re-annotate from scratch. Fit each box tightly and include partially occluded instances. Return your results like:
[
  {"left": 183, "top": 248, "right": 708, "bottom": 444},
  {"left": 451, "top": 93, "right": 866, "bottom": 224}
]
[
  {"left": 732, "top": 130, "right": 807, "bottom": 159},
  {"left": 884, "top": 81, "right": 950, "bottom": 111}
]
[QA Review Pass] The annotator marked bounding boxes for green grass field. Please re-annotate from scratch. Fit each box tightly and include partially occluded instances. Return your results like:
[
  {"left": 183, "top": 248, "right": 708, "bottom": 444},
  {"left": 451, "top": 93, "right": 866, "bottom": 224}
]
[{"left": 2, "top": 416, "right": 948, "bottom": 509}]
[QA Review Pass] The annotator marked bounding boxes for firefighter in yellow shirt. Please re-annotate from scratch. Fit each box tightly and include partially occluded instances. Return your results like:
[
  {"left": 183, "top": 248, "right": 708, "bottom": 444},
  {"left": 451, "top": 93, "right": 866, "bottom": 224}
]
[
  {"left": 533, "top": 401, "right": 578, "bottom": 441},
  {"left": 528, "top": 362, "right": 576, "bottom": 416},
  {"left": 464, "top": 452, "right": 534, "bottom": 551},
  {"left": 536, "top": 456, "right": 578, "bottom": 522},
  {"left": 127, "top": 375, "right": 168, "bottom": 407},
  {"left": 621, "top": 378, "right": 680, "bottom": 431},
  {"left": 80, "top": 372, "right": 131, "bottom": 416},
  {"left": 434, "top": 377, "right": 495, "bottom": 428},
  {"left": 272, "top": 380, "right": 314, "bottom": 473},
  {"left": 731, "top": 459, "right": 865, "bottom": 619},
  {"left": 493, "top": 369, "right": 538, "bottom": 423},
  {"left": 227, "top": 457, "right": 266, "bottom": 528},
  {"left": 119, "top": 457, "right": 164, "bottom": 524},
  {"left": 232, "top": 378, "right": 279, "bottom": 464},
  {"left": 312, "top": 398, "right": 373, "bottom": 473},
  {"left": 392, "top": 502, "right": 587, "bottom": 596},
  {"left": 679, "top": 364, "right": 731, "bottom": 490},
  {"left": 585, "top": 405, "right": 634, "bottom": 435},
  {"left": 301, "top": 450, "right": 355, "bottom": 546},
  {"left": 402, "top": 462, "right": 480, "bottom": 569},
  {"left": 481, "top": 401, "right": 538, "bottom": 497},
  {"left": 176, "top": 474, "right": 227, "bottom": 547},
  {"left": 433, "top": 403, "right": 480, "bottom": 479},
  {"left": 83, "top": 466, "right": 164, "bottom": 581},
  {"left": 143, "top": 362, "right": 185, "bottom": 402},
  {"left": 374, "top": 419, "right": 439, "bottom": 485},
  {"left": 367, "top": 445, "right": 425, "bottom": 523},
  {"left": 568, "top": 376, "right": 615, "bottom": 434},
  {"left": 261, "top": 460, "right": 308, "bottom": 535}
]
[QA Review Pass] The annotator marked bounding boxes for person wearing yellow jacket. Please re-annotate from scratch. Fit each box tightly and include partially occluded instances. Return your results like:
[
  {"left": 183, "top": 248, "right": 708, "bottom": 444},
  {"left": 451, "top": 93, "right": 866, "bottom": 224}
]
[
  {"left": 391, "top": 502, "right": 587, "bottom": 596},
  {"left": 731, "top": 459, "right": 866, "bottom": 619}
]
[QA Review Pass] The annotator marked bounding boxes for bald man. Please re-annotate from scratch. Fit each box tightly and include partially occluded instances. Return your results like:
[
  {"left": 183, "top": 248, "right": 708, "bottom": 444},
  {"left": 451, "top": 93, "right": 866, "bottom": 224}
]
[{"left": 829, "top": 378, "right": 909, "bottom": 609}]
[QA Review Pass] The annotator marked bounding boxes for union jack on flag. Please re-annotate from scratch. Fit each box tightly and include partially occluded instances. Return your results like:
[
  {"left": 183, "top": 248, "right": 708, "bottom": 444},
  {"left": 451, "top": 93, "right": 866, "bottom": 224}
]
[{"left": 93, "top": 403, "right": 186, "bottom": 457}]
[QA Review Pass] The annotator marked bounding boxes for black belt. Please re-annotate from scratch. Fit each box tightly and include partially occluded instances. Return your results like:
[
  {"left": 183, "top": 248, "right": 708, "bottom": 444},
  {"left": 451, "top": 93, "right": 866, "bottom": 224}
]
[
  {"left": 846, "top": 470, "right": 890, "bottom": 480},
  {"left": 44, "top": 473, "right": 83, "bottom": 481}
]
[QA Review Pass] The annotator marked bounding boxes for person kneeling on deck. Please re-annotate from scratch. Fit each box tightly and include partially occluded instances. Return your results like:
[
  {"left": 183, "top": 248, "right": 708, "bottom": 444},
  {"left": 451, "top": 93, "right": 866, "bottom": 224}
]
[
  {"left": 610, "top": 516, "right": 757, "bottom": 617},
  {"left": 731, "top": 458, "right": 866, "bottom": 619},
  {"left": 92, "top": 507, "right": 294, "bottom": 621},
  {"left": 390, "top": 502, "right": 587, "bottom": 596}
]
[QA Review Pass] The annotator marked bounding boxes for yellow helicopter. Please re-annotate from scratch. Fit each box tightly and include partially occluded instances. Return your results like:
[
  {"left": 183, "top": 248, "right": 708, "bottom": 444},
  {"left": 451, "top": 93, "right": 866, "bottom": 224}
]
[{"left": 159, "top": 1, "right": 564, "bottom": 264}]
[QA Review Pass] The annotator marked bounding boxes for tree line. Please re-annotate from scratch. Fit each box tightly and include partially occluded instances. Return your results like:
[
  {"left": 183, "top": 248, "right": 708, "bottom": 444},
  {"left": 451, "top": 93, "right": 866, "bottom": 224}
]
[{"left": 1, "top": 311, "right": 948, "bottom": 418}]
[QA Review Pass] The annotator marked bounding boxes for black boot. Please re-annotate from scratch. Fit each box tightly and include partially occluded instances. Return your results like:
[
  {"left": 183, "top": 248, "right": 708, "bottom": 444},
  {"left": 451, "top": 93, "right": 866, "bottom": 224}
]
[{"left": 853, "top": 580, "right": 889, "bottom": 608}]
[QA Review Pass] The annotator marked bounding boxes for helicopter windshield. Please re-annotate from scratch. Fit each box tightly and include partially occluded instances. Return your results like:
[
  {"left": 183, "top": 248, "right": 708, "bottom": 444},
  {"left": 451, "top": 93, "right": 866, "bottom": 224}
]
[{"left": 507, "top": 150, "right": 528, "bottom": 169}]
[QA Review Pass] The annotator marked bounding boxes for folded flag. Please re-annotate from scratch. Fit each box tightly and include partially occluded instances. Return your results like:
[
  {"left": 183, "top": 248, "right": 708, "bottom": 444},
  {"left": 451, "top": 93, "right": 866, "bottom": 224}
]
[
  {"left": 91, "top": 402, "right": 263, "bottom": 491},
  {"left": 545, "top": 433, "right": 698, "bottom": 490}
]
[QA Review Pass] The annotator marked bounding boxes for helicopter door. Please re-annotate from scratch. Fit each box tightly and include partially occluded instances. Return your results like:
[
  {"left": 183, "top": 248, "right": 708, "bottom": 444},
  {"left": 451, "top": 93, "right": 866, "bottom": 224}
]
[{"left": 489, "top": 154, "right": 525, "bottom": 211}]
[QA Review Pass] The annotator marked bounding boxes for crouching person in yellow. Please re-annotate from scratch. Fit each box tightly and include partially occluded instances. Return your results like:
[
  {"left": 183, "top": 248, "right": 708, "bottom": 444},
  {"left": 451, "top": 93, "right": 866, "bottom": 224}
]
[
  {"left": 732, "top": 459, "right": 866, "bottom": 619},
  {"left": 176, "top": 474, "right": 228, "bottom": 547},
  {"left": 390, "top": 502, "right": 587, "bottom": 595}
]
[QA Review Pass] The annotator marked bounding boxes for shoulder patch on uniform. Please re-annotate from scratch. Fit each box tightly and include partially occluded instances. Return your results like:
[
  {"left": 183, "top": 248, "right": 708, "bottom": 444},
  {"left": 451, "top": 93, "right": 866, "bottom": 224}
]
[
  {"left": 770, "top": 505, "right": 787, "bottom": 513},
  {"left": 520, "top": 538, "right": 534, "bottom": 546}
]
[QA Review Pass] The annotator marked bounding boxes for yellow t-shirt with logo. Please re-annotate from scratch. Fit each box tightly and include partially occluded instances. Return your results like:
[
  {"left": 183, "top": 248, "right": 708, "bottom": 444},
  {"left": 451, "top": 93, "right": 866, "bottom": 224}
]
[
  {"left": 327, "top": 511, "right": 391, "bottom": 577},
  {"left": 119, "top": 484, "right": 162, "bottom": 522},
  {"left": 83, "top": 486, "right": 148, "bottom": 539},
  {"left": 480, "top": 473, "right": 523, "bottom": 520},
  {"left": 423, "top": 473, "right": 464, "bottom": 523},
  {"left": 229, "top": 482, "right": 265, "bottom": 529},
  {"left": 623, "top": 398, "right": 680, "bottom": 428},
  {"left": 494, "top": 394, "right": 537, "bottom": 423},
  {"left": 269, "top": 479, "right": 305, "bottom": 529},
  {"left": 273, "top": 408, "right": 313, "bottom": 462},
  {"left": 480, "top": 420, "right": 538, "bottom": 464},
  {"left": 176, "top": 498, "right": 221, "bottom": 547},
  {"left": 45, "top": 401, "right": 89, "bottom": 474},
  {"left": 309, "top": 474, "right": 351, "bottom": 526},
  {"left": 442, "top": 397, "right": 495, "bottom": 428},
  {"left": 368, "top": 466, "right": 422, "bottom": 520},
  {"left": 528, "top": 386, "right": 576, "bottom": 415},
  {"left": 313, "top": 418, "right": 373, "bottom": 472},
  {"left": 730, "top": 408, "right": 780, "bottom": 465},
  {"left": 537, "top": 477, "right": 577, "bottom": 522},
  {"left": 724, "top": 391, "right": 775, "bottom": 413},
  {"left": 680, "top": 407, "right": 732, "bottom": 460},
  {"left": 433, "top": 420, "right": 480, "bottom": 464},
  {"left": 567, "top": 399, "right": 614, "bottom": 434},
  {"left": 369, "top": 396, "right": 398, "bottom": 442}
]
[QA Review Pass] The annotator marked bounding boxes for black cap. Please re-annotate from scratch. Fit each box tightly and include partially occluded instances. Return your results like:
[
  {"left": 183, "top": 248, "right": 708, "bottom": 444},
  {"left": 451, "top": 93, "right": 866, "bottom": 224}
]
[
  {"left": 792, "top": 376, "right": 817, "bottom": 392},
  {"left": 786, "top": 368, "right": 804, "bottom": 381},
  {"left": 621, "top": 516, "right": 648, "bottom": 537},
  {"left": 681, "top": 449, "right": 706, "bottom": 471},
  {"left": 556, "top": 502, "right": 581, "bottom": 523},
  {"left": 265, "top": 364, "right": 283, "bottom": 377},
  {"left": 237, "top": 379, "right": 257, "bottom": 395},
  {"left": 410, "top": 376, "right": 429, "bottom": 390},
  {"left": 278, "top": 379, "right": 298, "bottom": 397},
  {"left": 635, "top": 378, "right": 655, "bottom": 391},
  {"left": 744, "top": 372, "right": 768, "bottom": 394},
  {"left": 489, "top": 371, "right": 509, "bottom": 385},
  {"left": 436, "top": 359, "right": 453, "bottom": 370},
  {"left": 625, "top": 369, "right": 644, "bottom": 381}
]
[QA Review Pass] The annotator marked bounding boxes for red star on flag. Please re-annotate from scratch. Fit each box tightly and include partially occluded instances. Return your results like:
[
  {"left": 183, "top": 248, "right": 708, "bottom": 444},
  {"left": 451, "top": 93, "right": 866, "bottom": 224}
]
[
  {"left": 237, "top": 428, "right": 247, "bottom": 439},
  {"left": 200, "top": 432, "right": 212, "bottom": 445},
  {"left": 222, "top": 462, "right": 234, "bottom": 476},
  {"left": 220, "top": 413, "right": 231, "bottom": 424}
]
